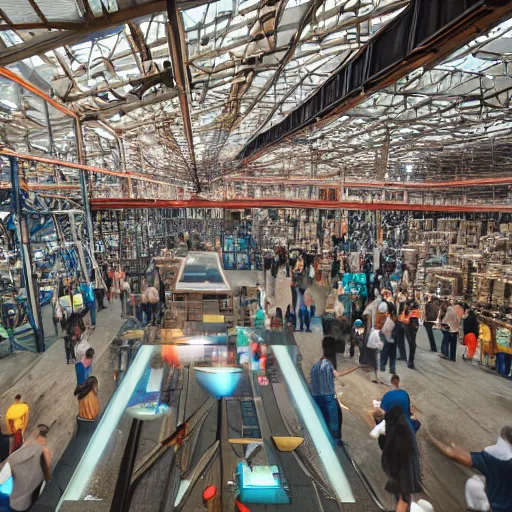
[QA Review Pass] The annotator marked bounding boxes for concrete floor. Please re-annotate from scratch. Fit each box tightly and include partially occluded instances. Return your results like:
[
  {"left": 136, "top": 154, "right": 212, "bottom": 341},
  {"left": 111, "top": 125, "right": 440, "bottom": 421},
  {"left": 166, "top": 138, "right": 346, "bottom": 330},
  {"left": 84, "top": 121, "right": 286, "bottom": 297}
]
[
  {"left": 271, "top": 271, "right": 512, "bottom": 512},
  {"left": 0, "top": 300, "right": 125, "bottom": 468},
  {"left": 5, "top": 269, "right": 511, "bottom": 511}
]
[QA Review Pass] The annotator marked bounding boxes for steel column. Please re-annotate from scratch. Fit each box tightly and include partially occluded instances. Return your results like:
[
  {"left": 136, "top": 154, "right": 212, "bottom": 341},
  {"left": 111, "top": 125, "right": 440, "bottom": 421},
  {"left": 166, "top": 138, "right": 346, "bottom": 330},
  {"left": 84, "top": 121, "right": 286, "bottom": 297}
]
[
  {"left": 75, "top": 120, "right": 96, "bottom": 267},
  {"left": 9, "top": 156, "right": 45, "bottom": 352}
]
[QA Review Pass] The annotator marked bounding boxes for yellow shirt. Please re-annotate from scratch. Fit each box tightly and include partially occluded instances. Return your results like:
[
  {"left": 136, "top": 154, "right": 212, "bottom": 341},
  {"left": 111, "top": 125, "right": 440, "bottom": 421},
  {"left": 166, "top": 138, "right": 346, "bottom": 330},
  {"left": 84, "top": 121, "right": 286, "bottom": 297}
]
[{"left": 5, "top": 403, "right": 29, "bottom": 433}]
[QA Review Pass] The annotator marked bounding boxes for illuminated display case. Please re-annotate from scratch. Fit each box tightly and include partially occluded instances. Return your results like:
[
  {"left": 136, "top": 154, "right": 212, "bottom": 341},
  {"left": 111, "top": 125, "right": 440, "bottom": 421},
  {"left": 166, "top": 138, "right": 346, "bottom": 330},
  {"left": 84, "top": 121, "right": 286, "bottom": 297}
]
[{"left": 57, "top": 328, "right": 355, "bottom": 511}]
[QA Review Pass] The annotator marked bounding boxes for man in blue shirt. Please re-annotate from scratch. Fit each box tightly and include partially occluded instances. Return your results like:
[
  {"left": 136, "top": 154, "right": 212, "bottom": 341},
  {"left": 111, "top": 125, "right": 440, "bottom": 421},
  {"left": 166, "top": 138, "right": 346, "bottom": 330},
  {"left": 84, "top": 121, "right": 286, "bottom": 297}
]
[
  {"left": 375, "top": 374, "right": 413, "bottom": 427},
  {"left": 431, "top": 426, "right": 512, "bottom": 512},
  {"left": 310, "top": 353, "right": 342, "bottom": 441}
]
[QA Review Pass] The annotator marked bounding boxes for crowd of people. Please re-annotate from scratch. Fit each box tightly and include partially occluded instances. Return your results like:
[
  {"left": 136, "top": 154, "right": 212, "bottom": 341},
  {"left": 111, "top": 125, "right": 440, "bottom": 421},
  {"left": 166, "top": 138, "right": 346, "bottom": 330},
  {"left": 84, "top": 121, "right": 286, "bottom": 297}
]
[{"left": 259, "top": 242, "right": 510, "bottom": 511}]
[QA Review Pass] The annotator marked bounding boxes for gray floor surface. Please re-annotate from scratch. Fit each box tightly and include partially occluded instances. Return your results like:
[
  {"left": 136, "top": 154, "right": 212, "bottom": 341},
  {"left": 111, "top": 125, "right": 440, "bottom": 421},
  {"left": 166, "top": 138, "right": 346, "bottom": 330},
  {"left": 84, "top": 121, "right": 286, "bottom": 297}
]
[
  {"left": 0, "top": 300, "right": 125, "bottom": 468},
  {"left": 271, "top": 271, "right": 512, "bottom": 512}
]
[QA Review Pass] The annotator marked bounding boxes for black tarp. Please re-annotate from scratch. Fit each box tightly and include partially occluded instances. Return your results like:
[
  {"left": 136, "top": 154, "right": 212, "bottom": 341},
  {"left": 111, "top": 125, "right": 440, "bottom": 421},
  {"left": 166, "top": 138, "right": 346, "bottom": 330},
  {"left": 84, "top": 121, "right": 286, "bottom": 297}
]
[{"left": 236, "top": 0, "right": 495, "bottom": 160}]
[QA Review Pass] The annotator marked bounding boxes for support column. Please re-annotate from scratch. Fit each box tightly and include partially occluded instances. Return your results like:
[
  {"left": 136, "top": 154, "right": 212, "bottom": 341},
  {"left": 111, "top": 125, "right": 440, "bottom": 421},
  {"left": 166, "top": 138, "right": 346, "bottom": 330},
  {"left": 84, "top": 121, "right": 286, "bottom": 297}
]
[
  {"left": 75, "top": 119, "right": 96, "bottom": 264},
  {"left": 69, "top": 211, "right": 90, "bottom": 284},
  {"left": 9, "top": 156, "right": 45, "bottom": 353}
]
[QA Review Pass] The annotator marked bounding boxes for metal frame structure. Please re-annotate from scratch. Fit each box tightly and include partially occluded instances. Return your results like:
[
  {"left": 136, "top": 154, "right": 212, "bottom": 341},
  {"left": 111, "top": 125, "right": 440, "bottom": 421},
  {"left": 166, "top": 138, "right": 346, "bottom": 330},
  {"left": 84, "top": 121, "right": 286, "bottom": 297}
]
[
  {"left": 8, "top": 156, "right": 45, "bottom": 352},
  {"left": 90, "top": 197, "right": 512, "bottom": 213}
]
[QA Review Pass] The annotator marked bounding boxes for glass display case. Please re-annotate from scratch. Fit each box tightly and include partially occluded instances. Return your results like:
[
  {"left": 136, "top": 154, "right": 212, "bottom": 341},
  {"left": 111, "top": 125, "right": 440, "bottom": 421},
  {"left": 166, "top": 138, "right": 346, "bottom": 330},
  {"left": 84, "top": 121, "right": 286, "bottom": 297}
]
[{"left": 58, "top": 328, "right": 355, "bottom": 511}]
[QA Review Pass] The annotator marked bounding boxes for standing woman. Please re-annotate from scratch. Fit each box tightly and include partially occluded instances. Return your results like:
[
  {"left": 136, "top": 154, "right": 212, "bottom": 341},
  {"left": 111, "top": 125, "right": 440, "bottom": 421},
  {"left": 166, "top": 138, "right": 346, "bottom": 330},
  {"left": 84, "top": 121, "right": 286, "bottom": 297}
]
[
  {"left": 405, "top": 301, "right": 422, "bottom": 370},
  {"left": 395, "top": 290, "right": 408, "bottom": 361},
  {"left": 271, "top": 307, "right": 284, "bottom": 331},
  {"left": 381, "top": 406, "right": 422, "bottom": 512},
  {"left": 105, "top": 267, "right": 113, "bottom": 303},
  {"left": 463, "top": 308, "right": 479, "bottom": 360}
]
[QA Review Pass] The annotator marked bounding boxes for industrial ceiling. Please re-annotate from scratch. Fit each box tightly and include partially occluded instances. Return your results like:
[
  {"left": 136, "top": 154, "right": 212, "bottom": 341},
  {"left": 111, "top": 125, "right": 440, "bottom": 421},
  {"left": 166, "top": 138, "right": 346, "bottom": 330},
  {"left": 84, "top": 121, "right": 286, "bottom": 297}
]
[{"left": 0, "top": 0, "right": 511, "bottom": 194}]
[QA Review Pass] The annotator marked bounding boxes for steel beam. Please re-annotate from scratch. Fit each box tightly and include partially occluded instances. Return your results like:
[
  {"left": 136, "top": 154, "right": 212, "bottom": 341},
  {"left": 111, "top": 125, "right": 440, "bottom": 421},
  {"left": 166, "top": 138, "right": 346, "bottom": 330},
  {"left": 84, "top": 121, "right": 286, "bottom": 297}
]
[
  {"left": 166, "top": 0, "right": 200, "bottom": 192},
  {"left": 0, "top": 2, "right": 167, "bottom": 66},
  {"left": 90, "top": 197, "right": 512, "bottom": 213},
  {"left": 0, "top": 149, "right": 172, "bottom": 186},
  {"left": 75, "top": 120, "right": 96, "bottom": 279},
  {"left": 223, "top": 175, "right": 512, "bottom": 190},
  {"left": 0, "top": 66, "right": 78, "bottom": 118}
]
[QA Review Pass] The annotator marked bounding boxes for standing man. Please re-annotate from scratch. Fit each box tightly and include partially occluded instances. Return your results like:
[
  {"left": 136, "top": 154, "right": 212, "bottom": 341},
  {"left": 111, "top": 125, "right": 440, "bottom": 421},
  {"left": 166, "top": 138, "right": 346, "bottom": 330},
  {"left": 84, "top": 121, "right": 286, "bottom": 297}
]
[
  {"left": 379, "top": 308, "right": 397, "bottom": 374},
  {"left": 405, "top": 301, "right": 422, "bottom": 370},
  {"left": 424, "top": 295, "right": 439, "bottom": 352},
  {"left": 441, "top": 300, "right": 461, "bottom": 361},
  {"left": 120, "top": 279, "right": 131, "bottom": 319},
  {"left": 310, "top": 351, "right": 342, "bottom": 442},
  {"left": 143, "top": 285, "right": 160, "bottom": 325},
  {"left": 80, "top": 281, "right": 97, "bottom": 328},
  {"left": 395, "top": 290, "right": 408, "bottom": 361},
  {"left": 4, "top": 424, "right": 52, "bottom": 512}
]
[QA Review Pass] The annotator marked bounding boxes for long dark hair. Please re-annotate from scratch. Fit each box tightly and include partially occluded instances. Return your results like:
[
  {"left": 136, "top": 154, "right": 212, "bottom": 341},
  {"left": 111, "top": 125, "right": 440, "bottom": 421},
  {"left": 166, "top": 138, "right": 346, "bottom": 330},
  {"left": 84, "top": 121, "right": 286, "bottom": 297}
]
[
  {"left": 74, "top": 376, "right": 98, "bottom": 400},
  {"left": 275, "top": 307, "right": 283, "bottom": 320},
  {"left": 381, "top": 406, "right": 422, "bottom": 497}
]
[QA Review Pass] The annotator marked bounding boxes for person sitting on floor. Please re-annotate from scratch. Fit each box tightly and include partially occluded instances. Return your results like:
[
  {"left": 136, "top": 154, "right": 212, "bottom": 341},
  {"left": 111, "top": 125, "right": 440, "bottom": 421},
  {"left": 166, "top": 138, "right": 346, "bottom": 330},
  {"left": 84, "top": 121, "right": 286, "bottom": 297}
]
[{"left": 372, "top": 374, "right": 417, "bottom": 434}]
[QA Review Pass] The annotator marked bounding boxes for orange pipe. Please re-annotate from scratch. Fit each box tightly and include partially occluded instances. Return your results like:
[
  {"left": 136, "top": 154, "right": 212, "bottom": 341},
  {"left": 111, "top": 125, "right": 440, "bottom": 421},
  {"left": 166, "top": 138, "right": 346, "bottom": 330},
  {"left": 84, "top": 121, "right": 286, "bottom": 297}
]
[
  {"left": 28, "top": 184, "right": 82, "bottom": 190},
  {"left": 0, "top": 67, "right": 78, "bottom": 119},
  {"left": 90, "top": 197, "right": 512, "bottom": 213},
  {"left": 225, "top": 176, "right": 512, "bottom": 190},
  {"left": 0, "top": 149, "right": 170, "bottom": 186},
  {"left": 0, "top": 183, "right": 81, "bottom": 191}
]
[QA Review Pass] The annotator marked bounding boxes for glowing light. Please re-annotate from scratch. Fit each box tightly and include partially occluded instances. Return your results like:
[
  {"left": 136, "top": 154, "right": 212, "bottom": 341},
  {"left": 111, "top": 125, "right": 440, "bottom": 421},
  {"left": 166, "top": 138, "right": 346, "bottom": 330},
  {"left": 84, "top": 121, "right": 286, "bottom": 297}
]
[
  {"left": 57, "top": 345, "right": 155, "bottom": 507},
  {"left": 405, "top": 164, "right": 413, "bottom": 173},
  {"left": 194, "top": 367, "right": 242, "bottom": 398},
  {"left": 271, "top": 346, "right": 355, "bottom": 503}
]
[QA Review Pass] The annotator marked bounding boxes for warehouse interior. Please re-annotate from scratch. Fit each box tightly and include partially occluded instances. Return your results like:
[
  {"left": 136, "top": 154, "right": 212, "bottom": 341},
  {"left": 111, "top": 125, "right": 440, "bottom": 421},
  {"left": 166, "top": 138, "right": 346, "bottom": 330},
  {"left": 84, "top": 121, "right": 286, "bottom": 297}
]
[{"left": 0, "top": 1, "right": 511, "bottom": 512}]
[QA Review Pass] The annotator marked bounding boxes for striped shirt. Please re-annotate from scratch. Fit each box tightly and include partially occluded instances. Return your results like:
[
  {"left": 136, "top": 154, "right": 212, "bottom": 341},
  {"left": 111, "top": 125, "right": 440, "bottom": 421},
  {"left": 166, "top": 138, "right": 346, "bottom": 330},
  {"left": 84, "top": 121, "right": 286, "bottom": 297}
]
[{"left": 310, "top": 358, "right": 335, "bottom": 396}]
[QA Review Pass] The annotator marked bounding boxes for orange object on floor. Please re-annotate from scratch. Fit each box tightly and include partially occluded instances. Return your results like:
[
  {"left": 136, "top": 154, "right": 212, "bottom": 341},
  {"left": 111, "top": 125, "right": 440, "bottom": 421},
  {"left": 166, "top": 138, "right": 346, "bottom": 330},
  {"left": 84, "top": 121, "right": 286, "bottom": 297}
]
[
  {"left": 464, "top": 333, "right": 478, "bottom": 359},
  {"left": 235, "top": 500, "right": 251, "bottom": 512},
  {"left": 202, "top": 485, "right": 217, "bottom": 501}
]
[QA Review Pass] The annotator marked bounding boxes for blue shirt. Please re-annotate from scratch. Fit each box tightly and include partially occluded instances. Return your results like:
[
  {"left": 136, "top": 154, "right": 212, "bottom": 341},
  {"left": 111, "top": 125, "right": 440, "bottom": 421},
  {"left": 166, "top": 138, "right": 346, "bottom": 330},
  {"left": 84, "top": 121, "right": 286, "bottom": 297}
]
[
  {"left": 380, "top": 389, "right": 411, "bottom": 422},
  {"left": 310, "top": 358, "right": 335, "bottom": 396},
  {"left": 471, "top": 451, "right": 512, "bottom": 511}
]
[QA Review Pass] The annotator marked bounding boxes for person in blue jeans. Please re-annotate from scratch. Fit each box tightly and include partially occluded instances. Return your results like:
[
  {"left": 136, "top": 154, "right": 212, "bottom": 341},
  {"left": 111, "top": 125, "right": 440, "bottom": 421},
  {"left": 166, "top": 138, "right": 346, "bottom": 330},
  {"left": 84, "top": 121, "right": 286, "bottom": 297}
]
[
  {"left": 80, "top": 282, "right": 96, "bottom": 327},
  {"left": 299, "top": 303, "right": 311, "bottom": 332},
  {"left": 310, "top": 353, "right": 342, "bottom": 442}
]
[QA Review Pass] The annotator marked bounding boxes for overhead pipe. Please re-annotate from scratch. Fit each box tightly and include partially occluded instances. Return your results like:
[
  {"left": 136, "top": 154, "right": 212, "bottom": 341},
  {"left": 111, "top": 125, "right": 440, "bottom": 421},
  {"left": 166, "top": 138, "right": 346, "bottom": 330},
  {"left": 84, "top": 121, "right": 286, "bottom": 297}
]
[
  {"left": 0, "top": 66, "right": 78, "bottom": 119},
  {"left": 224, "top": 175, "right": 512, "bottom": 190},
  {"left": 90, "top": 197, "right": 512, "bottom": 213},
  {"left": 0, "top": 149, "right": 171, "bottom": 186}
]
